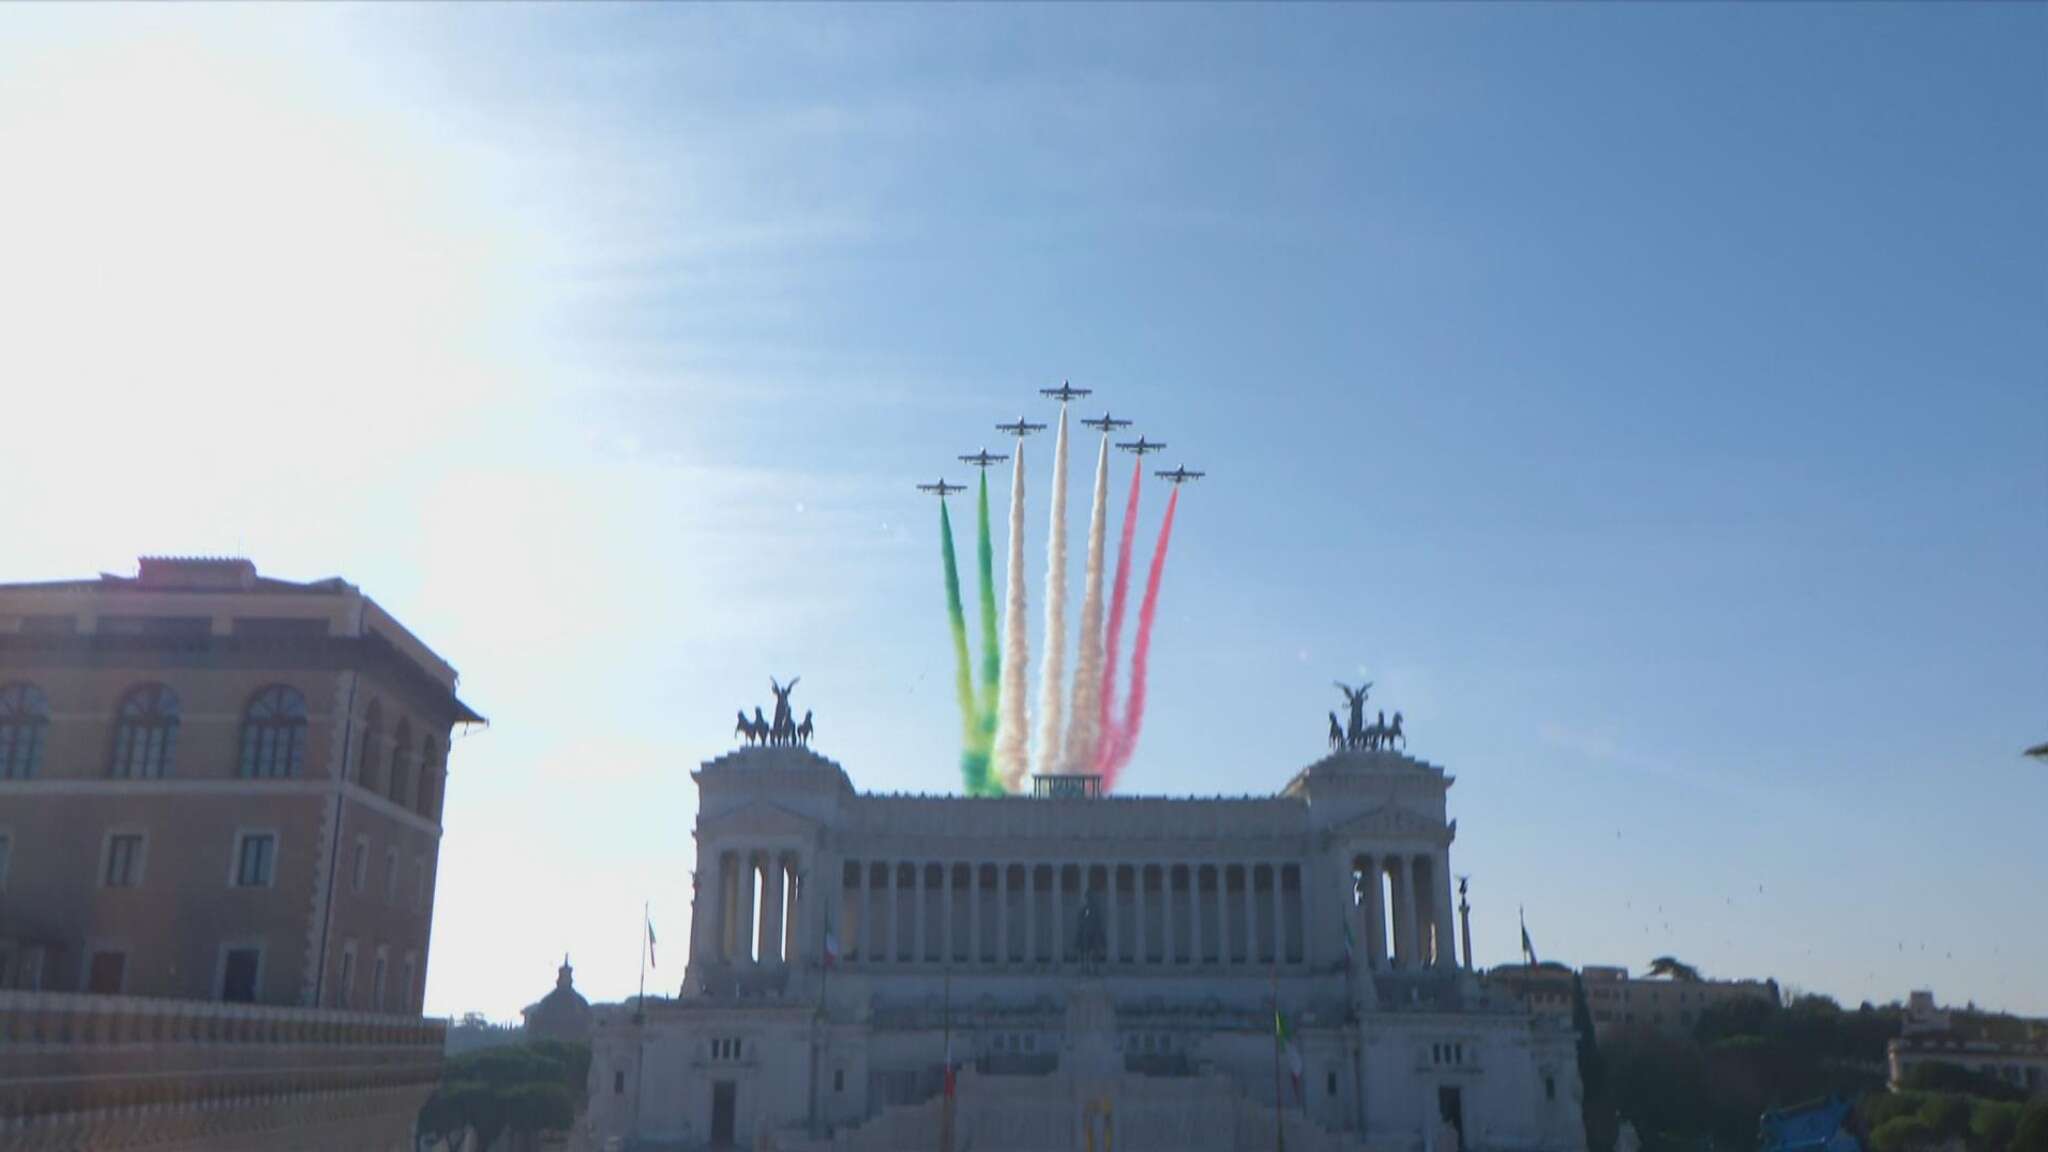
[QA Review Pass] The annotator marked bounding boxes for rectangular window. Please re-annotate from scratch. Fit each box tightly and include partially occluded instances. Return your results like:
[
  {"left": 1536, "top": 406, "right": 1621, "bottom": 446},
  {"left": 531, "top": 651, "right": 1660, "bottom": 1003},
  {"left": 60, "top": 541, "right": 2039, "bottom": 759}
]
[
  {"left": 385, "top": 848, "right": 399, "bottom": 903},
  {"left": 221, "top": 947, "right": 261, "bottom": 1002},
  {"left": 372, "top": 950, "right": 388, "bottom": 1011},
  {"left": 233, "top": 832, "right": 276, "bottom": 888},
  {"left": 103, "top": 833, "right": 144, "bottom": 888},
  {"left": 1327, "top": 1070, "right": 1338, "bottom": 1097},
  {"left": 352, "top": 837, "right": 368, "bottom": 893},
  {"left": 403, "top": 954, "right": 418, "bottom": 1013},
  {"left": 834, "top": 1068, "right": 844, "bottom": 1093},
  {"left": 87, "top": 950, "right": 127, "bottom": 995},
  {"left": 338, "top": 943, "right": 357, "bottom": 1009},
  {"left": 614, "top": 1070, "right": 626, "bottom": 1095},
  {"left": 0, "top": 832, "right": 11, "bottom": 889},
  {"left": 414, "top": 856, "right": 427, "bottom": 911}
]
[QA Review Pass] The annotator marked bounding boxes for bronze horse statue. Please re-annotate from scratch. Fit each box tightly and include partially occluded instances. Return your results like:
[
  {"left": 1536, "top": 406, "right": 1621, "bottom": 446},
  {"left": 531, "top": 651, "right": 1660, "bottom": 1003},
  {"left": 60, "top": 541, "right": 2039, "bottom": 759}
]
[
  {"left": 796, "top": 710, "right": 814, "bottom": 747},
  {"left": 1328, "top": 711, "right": 1345, "bottom": 751}
]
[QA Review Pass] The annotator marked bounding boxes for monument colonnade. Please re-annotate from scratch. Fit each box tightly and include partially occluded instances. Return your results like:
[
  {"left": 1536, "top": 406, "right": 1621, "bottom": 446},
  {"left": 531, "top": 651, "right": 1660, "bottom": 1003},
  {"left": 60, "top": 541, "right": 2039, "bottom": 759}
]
[{"left": 687, "top": 840, "right": 1460, "bottom": 974}]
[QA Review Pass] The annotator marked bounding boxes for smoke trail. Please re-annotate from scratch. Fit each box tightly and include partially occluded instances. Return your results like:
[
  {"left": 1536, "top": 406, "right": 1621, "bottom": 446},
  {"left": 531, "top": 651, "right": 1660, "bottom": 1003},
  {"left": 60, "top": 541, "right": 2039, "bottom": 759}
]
[
  {"left": 939, "top": 500, "right": 988, "bottom": 795},
  {"left": 1061, "top": 432, "right": 1111, "bottom": 774},
  {"left": 1100, "top": 486, "right": 1179, "bottom": 790},
  {"left": 973, "top": 472, "right": 1000, "bottom": 794},
  {"left": 993, "top": 449, "right": 1031, "bottom": 792},
  {"left": 1033, "top": 408, "right": 1070, "bottom": 777},
  {"left": 1096, "top": 457, "right": 1144, "bottom": 756}
]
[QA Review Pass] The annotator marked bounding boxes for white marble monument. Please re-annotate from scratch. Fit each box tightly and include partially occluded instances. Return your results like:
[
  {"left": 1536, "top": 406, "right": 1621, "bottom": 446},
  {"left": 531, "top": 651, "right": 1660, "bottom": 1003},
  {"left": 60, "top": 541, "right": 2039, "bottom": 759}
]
[{"left": 584, "top": 745, "right": 1586, "bottom": 1152}]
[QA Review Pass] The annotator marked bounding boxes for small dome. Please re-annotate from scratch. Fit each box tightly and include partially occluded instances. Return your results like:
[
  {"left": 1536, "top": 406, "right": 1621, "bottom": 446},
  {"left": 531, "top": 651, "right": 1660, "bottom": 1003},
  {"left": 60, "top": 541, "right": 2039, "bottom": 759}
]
[{"left": 521, "top": 954, "right": 593, "bottom": 1043}]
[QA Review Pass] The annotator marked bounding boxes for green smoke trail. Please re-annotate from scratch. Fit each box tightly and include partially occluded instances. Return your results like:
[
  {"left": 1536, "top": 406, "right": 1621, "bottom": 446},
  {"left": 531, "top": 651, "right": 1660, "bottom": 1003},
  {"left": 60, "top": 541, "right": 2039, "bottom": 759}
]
[
  {"left": 974, "top": 471, "right": 1002, "bottom": 793},
  {"left": 940, "top": 500, "right": 987, "bottom": 795}
]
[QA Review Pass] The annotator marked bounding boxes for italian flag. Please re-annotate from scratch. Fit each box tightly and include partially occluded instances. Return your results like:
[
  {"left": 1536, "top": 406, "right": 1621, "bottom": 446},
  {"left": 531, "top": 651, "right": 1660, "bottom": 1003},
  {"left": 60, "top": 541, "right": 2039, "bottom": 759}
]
[{"left": 1275, "top": 1010, "right": 1304, "bottom": 1100}]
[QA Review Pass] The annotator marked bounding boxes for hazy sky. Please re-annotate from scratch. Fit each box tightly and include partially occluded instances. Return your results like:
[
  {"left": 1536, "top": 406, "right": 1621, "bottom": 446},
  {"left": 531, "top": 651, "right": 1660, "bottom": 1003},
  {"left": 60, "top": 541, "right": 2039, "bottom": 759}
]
[{"left": 3, "top": 5, "right": 2042, "bottom": 1020}]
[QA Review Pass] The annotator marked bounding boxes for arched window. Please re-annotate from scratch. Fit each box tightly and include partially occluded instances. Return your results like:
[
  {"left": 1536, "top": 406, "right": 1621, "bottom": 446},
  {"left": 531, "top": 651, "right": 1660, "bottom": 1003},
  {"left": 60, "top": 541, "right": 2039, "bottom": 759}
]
[
  {"left": 417, "top": 734, "right": 443, "bottom": 819},
  {"left": 0, "top": 683, "right": 50, "bottom": 780},
  {"left": 357, "top": 701, "right": 383, "bottom": 791},
  {"left": 389, "top": 718, "right": 414, "bottom": 807},
  {"left": 110, "top": 684, "right": 179, "bottom": 779},
  {"left": 239, "top": 685, "right": 307, "bottom": 778}
]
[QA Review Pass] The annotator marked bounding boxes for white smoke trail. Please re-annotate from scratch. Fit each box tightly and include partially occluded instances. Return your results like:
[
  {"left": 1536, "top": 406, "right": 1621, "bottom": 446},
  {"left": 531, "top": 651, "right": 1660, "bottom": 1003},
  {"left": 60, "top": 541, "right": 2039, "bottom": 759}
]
[
  {"left": 994, "top": 447, "right": 1031, "bottom": 792},
  {"left": 1061, "top": 429, "right": 1110, "bottom": 774},
  {"left": 1033, "top": 407, "right": 1070, "bottom": 778}
]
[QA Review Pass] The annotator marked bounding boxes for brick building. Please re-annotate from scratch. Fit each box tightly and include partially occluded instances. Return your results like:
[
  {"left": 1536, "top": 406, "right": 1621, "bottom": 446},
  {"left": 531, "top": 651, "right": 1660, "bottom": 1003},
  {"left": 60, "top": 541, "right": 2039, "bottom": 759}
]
[
  {"left": 0, "top": 556, "right": 480, "bottom": 1148},
  {"left": 0, "top": 556, "right": 480, "bottom": 1006}
]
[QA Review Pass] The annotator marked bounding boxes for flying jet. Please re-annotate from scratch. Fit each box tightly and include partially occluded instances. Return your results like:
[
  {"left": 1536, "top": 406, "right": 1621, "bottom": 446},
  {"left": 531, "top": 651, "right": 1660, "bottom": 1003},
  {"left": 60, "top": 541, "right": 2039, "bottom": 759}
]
[
  {"left": 1081, "top": 411, "right": 1132, "bottom": 433},
  {"left": 1115, "top": 435, "right": 1167, "bottom": 456},
  {"left": 1155, "top": 465, "right": 1206, "bottom": 485},
  {"left": 958, "top": 447, "right": 1009, "bottom": 470},
  {"left": 1040, "top": 380, "right": 1092, "bottom": 404},
  {"left": 916, "top": 479, "right": 965, "bottom": 497},
  {"left": 997, "top": 416, "right": 1047, "bottom": 438}
]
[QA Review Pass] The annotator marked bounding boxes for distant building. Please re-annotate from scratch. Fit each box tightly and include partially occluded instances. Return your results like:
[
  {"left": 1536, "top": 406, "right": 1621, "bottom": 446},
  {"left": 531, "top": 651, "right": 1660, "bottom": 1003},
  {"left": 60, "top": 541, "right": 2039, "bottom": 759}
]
[
  {"left": 522, "top": 954, "right": 594, "bottom": 1044},
  {"left": 1483, "top": 963, "right": 1580, "bottom": 1025},
  {"left": 1579, "top": 965, "right": 1778, "bottom": 1042},
  {"left": 0, "top": 557, "right": 481, "bottom": 1150},
  {"left": 1889, "top": 989, "right": 2048, "bottom": 1098},
  {"left": 1485, "top": 963, "right": 1780, "bottom": 1043}
]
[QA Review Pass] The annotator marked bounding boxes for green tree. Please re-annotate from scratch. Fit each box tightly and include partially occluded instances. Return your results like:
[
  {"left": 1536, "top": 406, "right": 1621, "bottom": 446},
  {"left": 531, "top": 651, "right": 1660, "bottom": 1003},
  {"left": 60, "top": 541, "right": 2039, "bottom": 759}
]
[
  {"left": 417, "top": 1039, "right": 590, "bottom": 1151},
  {"left": 1575, "top": 972, "right": 1619, "bottom": 1152},
  {"left": 1646, "top": 957, "right": 1704, "bottom": 982},
  {"left": 2012, "top": 1101, "right": 2048, "bottom": 1152}
]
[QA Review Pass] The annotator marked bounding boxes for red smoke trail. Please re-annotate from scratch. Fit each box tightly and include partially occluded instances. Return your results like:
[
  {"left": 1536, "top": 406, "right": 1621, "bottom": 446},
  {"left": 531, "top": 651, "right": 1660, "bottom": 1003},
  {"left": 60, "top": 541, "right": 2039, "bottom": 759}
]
[
  {"left": 1096, "top": 457, "right": 1144, "bottom": 750},
  {"left": 1100, "top": 486, "right": 1177, "bottom": 790}
]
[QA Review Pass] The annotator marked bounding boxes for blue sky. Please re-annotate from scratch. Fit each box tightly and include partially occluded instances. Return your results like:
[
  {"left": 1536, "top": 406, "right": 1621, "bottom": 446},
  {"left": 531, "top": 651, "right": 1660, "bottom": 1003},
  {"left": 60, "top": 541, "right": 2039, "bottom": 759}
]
[{"left": 2, "top": 4, "right": 2042, "bottom": 1019}]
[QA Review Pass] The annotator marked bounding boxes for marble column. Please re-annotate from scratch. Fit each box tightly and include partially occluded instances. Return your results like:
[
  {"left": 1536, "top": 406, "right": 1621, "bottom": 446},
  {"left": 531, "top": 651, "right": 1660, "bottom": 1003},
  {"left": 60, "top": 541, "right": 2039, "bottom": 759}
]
[
  {"left": 1385, "top": 857, "right": 1407, "bottom": 968},
  {"left": 1135, "top": 865, "right": 1150, "bottom": 965},
  {"left": 1261, "top": 860, "right": 1277, "bottom": 959},
  {"left": 692, "top": 850, "right": 721, "bottom": 967},
  {"left": 1242, "top": 864, "right": 1258, "bottom": 966},
  {"left": 1433, "top": 852, "right": 1457, "bottom": 971},
  {"left": 996, "top": 863, "right": 1008, "bottom": 964},
  {"left": 872, "top": 861, "right": 889, "bottom": 965},
  {"left": 1362, "top": 854, "right": 1385, "bottom": 970},
  {"left": 1060, "top": 864, "right": 1071, "bottom": 964},
  {"left": 914, "top": 862, "right": 928, "bottom": 964},
  {"left": 942, "top": 862, "right": 955, "bottom": 963},
  {"left": 760, "top": 856, "right": 785, "bottom": 966},
  {"left": 1406, "top": 855, "right": 1427, "bottom": 968},
  {"left": 1105, "top": 867, "right": 1120, "bottom": 964},
  {"left": 1188, "top": 864, "right": 1202, "bottom": 966},
  {"left": 1024, "top": 864, "right": 1036, "bottom": 964}
]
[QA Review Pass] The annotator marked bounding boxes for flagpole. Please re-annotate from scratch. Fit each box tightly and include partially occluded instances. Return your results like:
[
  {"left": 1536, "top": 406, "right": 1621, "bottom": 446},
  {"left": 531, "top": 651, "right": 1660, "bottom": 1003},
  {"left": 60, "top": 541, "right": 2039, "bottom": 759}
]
[{"left": 634, "top": 901, "right": 649, "bottom": 1143}]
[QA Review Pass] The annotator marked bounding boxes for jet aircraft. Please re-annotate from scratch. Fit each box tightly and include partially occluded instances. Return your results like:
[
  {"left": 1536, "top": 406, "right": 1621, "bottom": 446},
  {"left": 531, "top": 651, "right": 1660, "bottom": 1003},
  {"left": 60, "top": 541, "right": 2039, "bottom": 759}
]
[
  {"left": 916, "top": 479, "right": 965, "bottom": 497},
  {"left": 1040, "top": 381, "right": 1092, "bottom": 404},
  {"left": 1154, "top": 465, "right": 1205, "bottom": 485},
  {"left": 958, "top": 448, "right": 1009, "bottom": 470},
  {"left": 997, "top": 416, "right": 1047, "bottom": 437},
  {"left": 1081, "top": 411, "right": 1132, "bottom": 433},
  {"left": 1115, "top": 435, "right": 1167, "bottom": 456}
]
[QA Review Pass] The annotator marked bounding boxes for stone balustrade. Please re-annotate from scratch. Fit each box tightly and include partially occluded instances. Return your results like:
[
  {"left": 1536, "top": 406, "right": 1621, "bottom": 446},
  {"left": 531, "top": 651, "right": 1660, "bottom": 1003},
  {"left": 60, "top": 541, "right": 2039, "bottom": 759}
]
[{"left": 0, "top": 990, "right": 445, "bottom": 1151}]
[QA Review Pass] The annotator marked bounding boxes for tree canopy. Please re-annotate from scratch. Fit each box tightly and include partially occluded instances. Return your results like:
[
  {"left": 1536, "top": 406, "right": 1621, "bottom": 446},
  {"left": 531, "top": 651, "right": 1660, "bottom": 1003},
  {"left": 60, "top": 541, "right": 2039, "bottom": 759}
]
[{"left": 417, "top": 1039, "right": 590, "bottom": 1152}]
